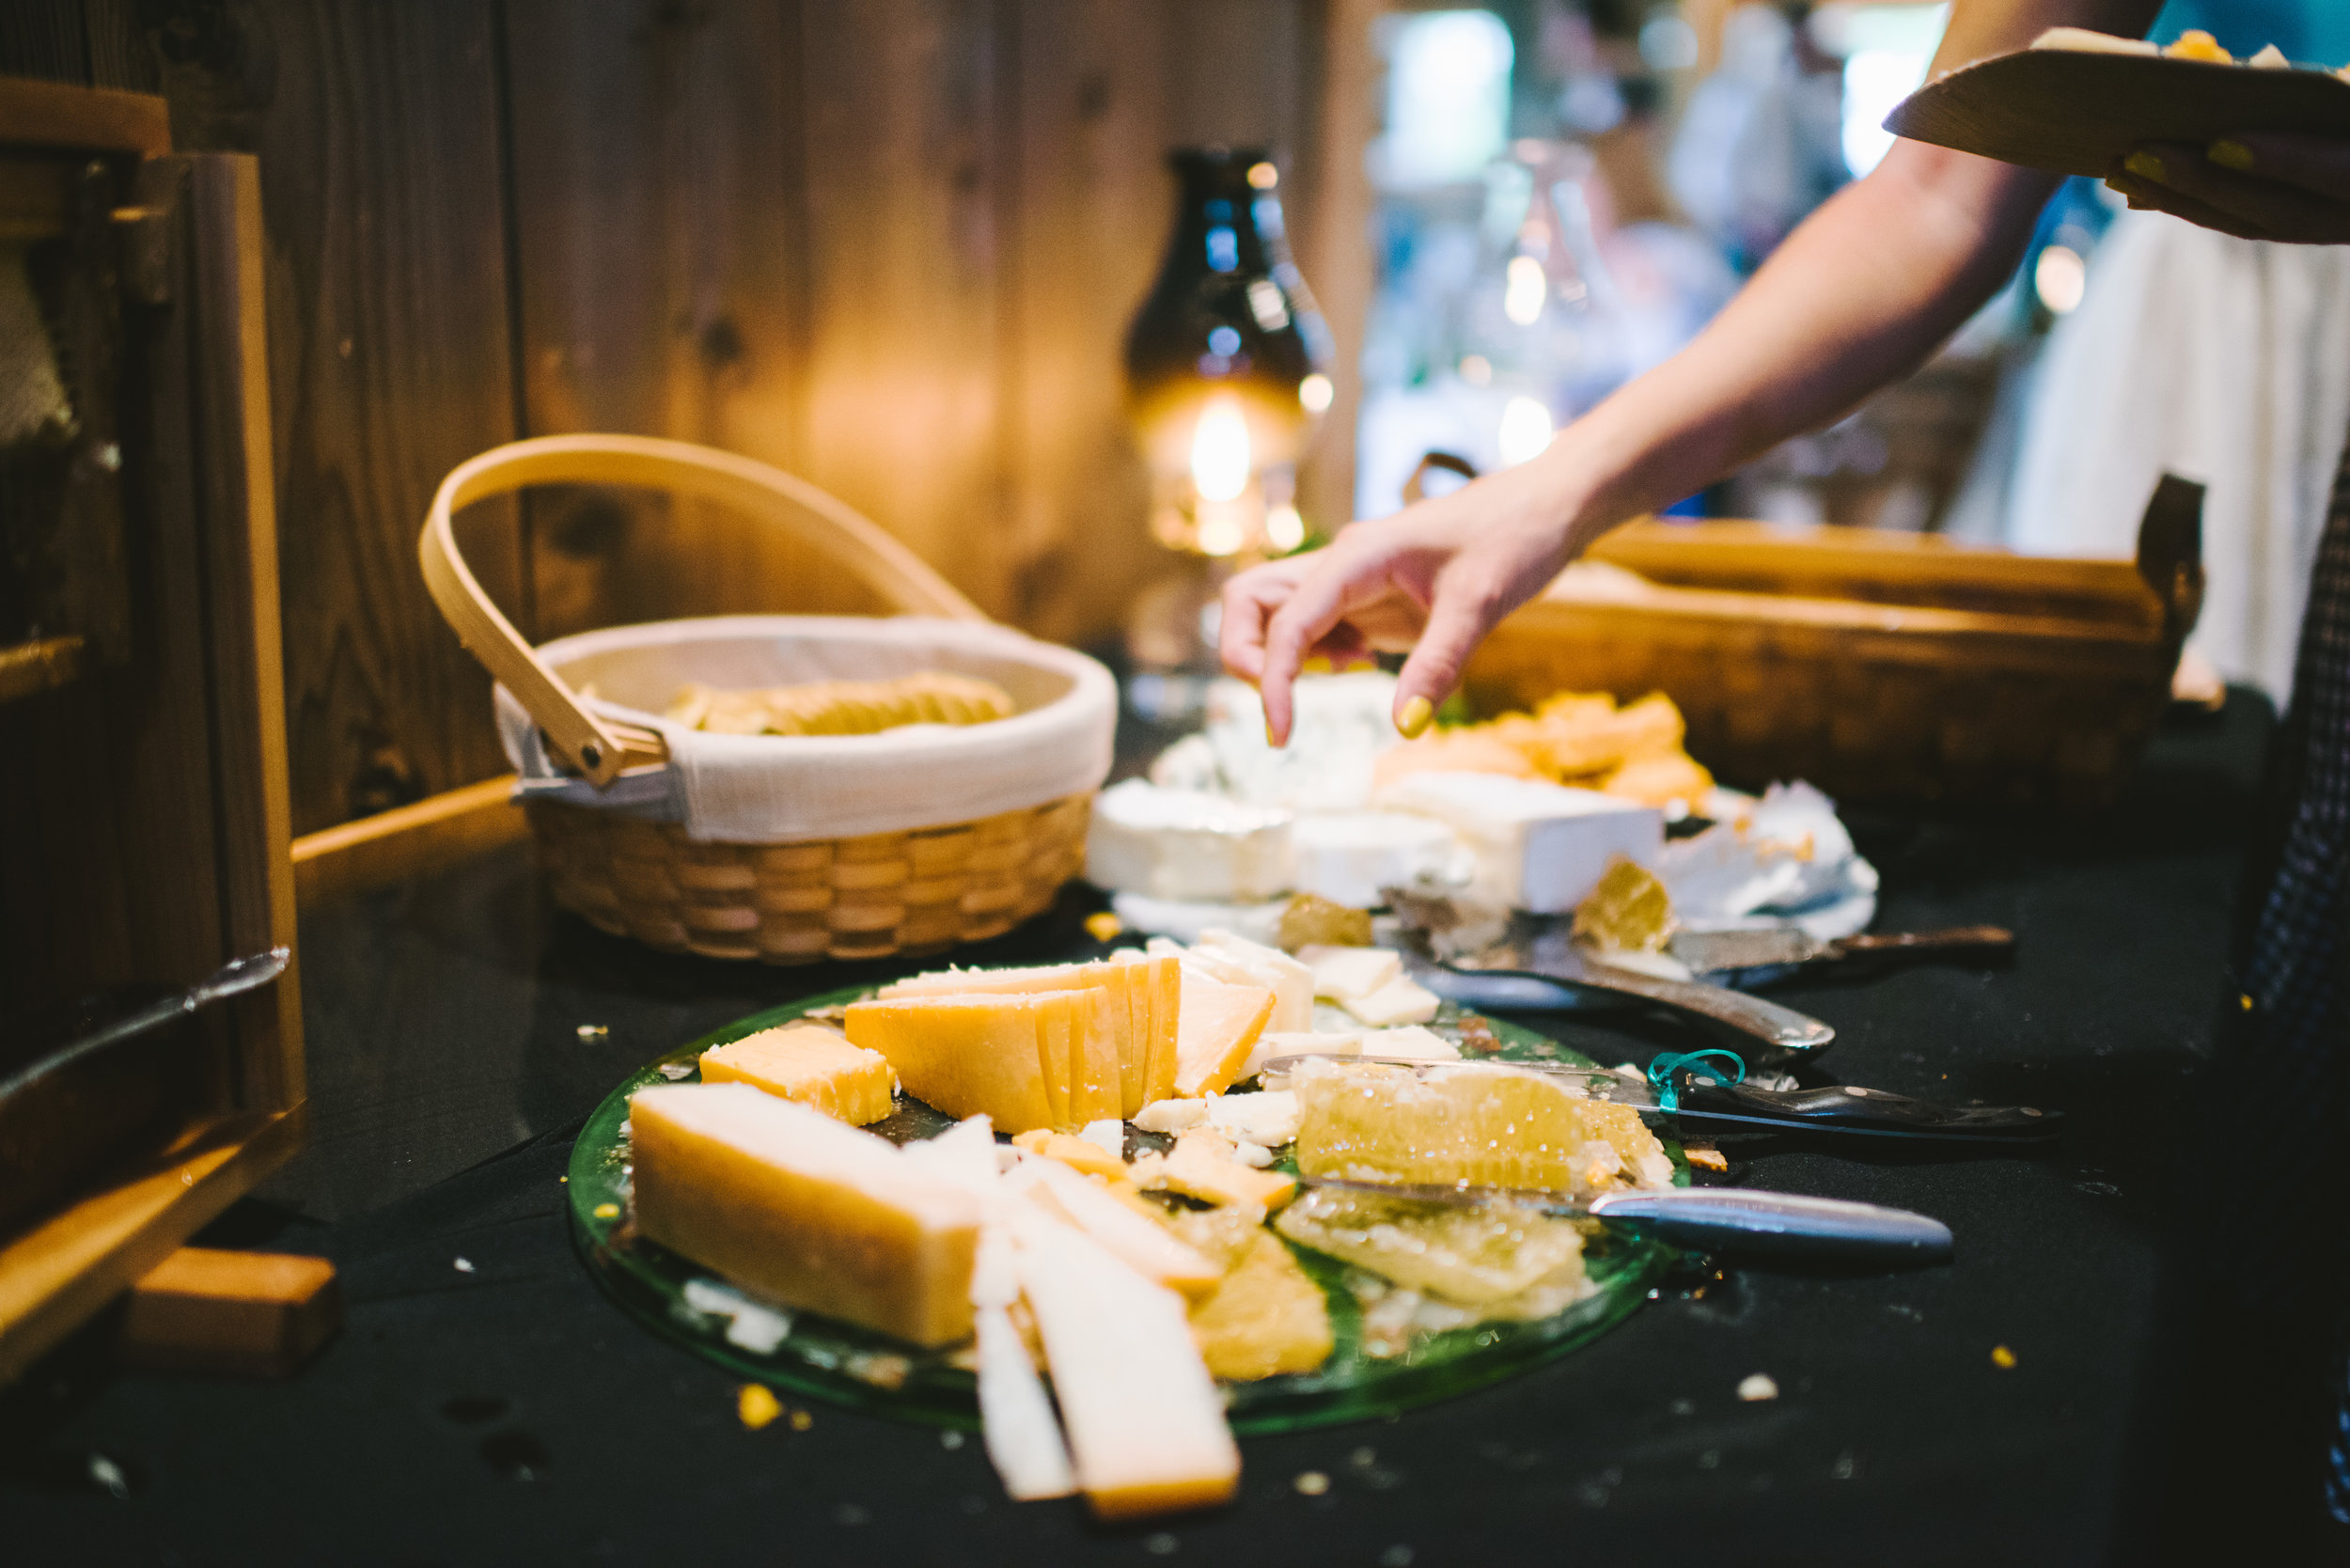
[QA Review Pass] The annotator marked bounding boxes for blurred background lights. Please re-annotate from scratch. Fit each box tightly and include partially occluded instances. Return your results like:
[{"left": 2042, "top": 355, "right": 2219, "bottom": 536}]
[
  {"left": 1503, "top": 255, "right": 1548, "bottom": 325},
  {"left": 1497, "top": 396, "right": 1555, "bottom": 465},
  {"left": 1265, "top": 504, "right": 1307, "bottom": 552},
  {"left": 1825, "top": 4, "right": 1950, "bottom": 177},
  {"left": 1297, "top": 372, "right": 1335, "bottom": 413},
  {"left": 1246, "top": 161, "right": 1278, "bottom": 189},
  {"left": 1378, "top": 10, "right": 1514, "bottom": 186},
  {"left": 2034, "top": 243, "right": 2086, "bottom": 314}
]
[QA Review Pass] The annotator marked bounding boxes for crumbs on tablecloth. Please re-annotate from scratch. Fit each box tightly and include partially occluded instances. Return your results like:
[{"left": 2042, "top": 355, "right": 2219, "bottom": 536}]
[
  {"left": 1737, "top": 1372, "right": 1778, "bottom": 1402},
  {"left": 1992, "top": 1344, "right": 2017, "bottom": 1369},
  {"left": 738, "top": 1384, "right": 782, "bottom": 1430}
]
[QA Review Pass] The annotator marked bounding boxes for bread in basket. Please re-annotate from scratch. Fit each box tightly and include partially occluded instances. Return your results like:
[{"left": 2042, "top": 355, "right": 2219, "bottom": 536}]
[{"left": 419, "top": 434, "right": 1116, "bottom": 963}]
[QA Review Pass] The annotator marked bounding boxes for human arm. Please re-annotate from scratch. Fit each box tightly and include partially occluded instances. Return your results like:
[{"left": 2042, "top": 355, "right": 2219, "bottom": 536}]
[{"left": 1225, "top": 0, "right": 2164, "bottom": 744}]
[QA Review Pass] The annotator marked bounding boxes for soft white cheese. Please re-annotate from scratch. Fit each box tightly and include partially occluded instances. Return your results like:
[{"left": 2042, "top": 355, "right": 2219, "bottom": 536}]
[
  {"left": 1133, "top": 1097, "right": 1211, "bottom": 1134},
  {"left": 976, "top": 1304, "right": 1078, "bottom": 1499},
  {"left": 1196, "top": 930, "right": 1315, "bottom": 1032},
  {"left": 1077, "top": 1119, "right": 1126, "bottom": 1161},
  {"left": 1204, "top": 1089, "right": 1303, "bottom": 1147},
  {"left": 1374, "top": 771, "right": 1663, "bottom": 913},
  {"left": 1296, "top": 944, "right": 1402, "bottom": 1002},
  {"left": 1358, "top": 1025, "right": 1461, "bottom": 1061},
  {"left": 1340, "top": 975, "right": 1442, "bottom": 1027},
  {"left": 1086, "top": 779, "right": 1293, "bottom": 902},
  {"left": 1241, "top": 1028, "right": 1366, "bottom": 1083},
  {"left": 1289, "top": 811, "right": 1460, "bottom": 908}
]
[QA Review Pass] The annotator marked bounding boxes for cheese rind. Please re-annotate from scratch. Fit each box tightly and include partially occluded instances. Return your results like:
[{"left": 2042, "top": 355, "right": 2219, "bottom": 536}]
[
  {"left": 698, "top": 1023, "right": 896, "bottom": 1125},
  {"left": 628, "top": 1083, "right": 979, "bottom": 1348},
  {"left": 1086, "top": 779, "right": 1294, "bottom": 902},
  {"left": 1009, "top": 1209, "right": 1241, "bottom": 1519},
  {"left": 1289, "top": 810, "right": 1458, "bottom": 908}
]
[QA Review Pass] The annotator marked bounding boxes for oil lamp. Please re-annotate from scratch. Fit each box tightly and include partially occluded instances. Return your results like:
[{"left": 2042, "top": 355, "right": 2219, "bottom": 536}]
[{"left": 1124, "top": 148, "right": 1333, "bottom": 565}]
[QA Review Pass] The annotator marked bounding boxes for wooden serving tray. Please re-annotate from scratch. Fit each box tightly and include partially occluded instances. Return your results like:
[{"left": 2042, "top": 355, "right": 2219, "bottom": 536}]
[{"left": 1886, "top": 47, "right": 2350, "bottom": 178}]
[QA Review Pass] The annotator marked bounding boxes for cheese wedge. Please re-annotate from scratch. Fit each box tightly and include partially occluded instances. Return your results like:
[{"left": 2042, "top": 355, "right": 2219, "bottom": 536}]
[
  {"left": 882, "top": 956, "right": 1183, "bottom": 1119},
  {"left": 1006, "top": 1156, "right": 1224, "bottom": 1298},
  {"left": 1172, "top": 972, "right": 1277, "bottom": 1096},
  {"left": 1296, "top": 944, "right": 1402, "bottom": 1003},
  {"left": 846, "top": 992, "right": 1084, "bottom": 1134},
  {"left": 698, "top": 1023, "right": 897, "bottom": 1125},
  {"left": 628, "top": 1083, "right": 979, "bottom": 1347},
  {"left": 1197, "top": 930, "right": 1315, "bottom": 1032},
  {"left": 1009, "top": 1208, "right": 1241, "bottom": 1519}
]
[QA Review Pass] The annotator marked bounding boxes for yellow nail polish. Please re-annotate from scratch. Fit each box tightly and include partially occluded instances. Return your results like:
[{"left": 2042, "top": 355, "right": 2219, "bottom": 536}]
[
  {"left": 1397, "top": 695, "right": 1434, "bottom": 739},
  {"left": 2122, "top": 150, "right": 2165, "bottom": 183},
  {"left": 2209, "top": 137, "right": 2254, "bottom": 171},
  {"left": 1265, "top": 716, "right": 1281, "bottom": 748},
  {"left": 1299, "top": 654, "right": 1334, "bottom": 675}
]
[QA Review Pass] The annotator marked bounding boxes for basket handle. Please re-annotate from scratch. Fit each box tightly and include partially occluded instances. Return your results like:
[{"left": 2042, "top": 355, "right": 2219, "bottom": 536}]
[{"left": 418, "top": 433, "right": 991, "bottom": 787}]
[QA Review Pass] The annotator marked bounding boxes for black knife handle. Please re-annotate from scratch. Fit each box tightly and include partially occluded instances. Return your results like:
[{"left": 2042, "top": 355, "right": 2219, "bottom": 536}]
[{"left": 1667, "top": 1074, "right": 2063, "bottom": 1141}]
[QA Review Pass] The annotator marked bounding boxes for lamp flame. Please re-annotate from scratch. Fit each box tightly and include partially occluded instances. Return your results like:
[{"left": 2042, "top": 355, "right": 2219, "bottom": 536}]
[{"left": 1190, "top": 394, "right": 1253, "bottom": 503}]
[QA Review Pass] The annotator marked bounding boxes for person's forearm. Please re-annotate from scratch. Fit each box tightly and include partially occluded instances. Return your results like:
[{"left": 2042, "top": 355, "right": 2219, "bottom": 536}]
[{"left": 1531, "top": 140, "right": 2057, "bottom": 548}]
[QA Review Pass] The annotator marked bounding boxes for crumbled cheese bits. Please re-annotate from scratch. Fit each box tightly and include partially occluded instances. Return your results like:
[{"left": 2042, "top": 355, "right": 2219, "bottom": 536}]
[{"left": 666, "top": 670, "right": 1017, "bottom": 736}]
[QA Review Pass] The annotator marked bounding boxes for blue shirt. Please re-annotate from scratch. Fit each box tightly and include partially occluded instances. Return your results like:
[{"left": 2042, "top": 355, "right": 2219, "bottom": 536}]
[{"left": 2150, "top": 0, "right": 2350, "bottom": 65}]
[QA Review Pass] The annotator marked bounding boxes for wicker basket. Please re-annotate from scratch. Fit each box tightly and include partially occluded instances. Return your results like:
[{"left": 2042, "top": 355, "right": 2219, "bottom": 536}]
[
  {"left": 1465, "top": 478, "right": 2206, "bottom": 808},
  {"left": 420, "top": 434, "right": 1112, "bottom": 964}
]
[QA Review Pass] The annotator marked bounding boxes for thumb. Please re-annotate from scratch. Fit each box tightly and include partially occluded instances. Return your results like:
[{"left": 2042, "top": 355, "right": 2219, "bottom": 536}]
[{"left": 1391, "top": 579, "right": 1502, "bottom": 738}]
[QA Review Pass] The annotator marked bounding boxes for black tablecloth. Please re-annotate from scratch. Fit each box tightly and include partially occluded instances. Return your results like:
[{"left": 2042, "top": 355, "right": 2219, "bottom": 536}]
[{"left": 3, "top": 696, "right": 2295, "bottom": 1565}]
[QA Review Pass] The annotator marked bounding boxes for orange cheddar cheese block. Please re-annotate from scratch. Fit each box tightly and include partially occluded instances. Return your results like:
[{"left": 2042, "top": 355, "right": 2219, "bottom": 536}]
[
  {"left": 845, "top": 991, "right": 1088, "bottom": 1135},
  {"left": 628, "top": 1083, "right": 979, "bottom": 1347},
  {"left": 880, "top": 956, "right": 1185, "bottom": 1120},
  {"left": 698, "top": 1023, "right": 896, "bottom": 1124},
  {"left": 1171, "top": 972, "right": 1277, "bottom": 1097}
]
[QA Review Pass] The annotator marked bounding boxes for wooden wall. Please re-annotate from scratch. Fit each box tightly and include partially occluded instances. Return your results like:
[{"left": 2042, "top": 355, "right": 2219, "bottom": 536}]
[{"left": 6, "top": 0, "right": 1372, "bottom": 836}]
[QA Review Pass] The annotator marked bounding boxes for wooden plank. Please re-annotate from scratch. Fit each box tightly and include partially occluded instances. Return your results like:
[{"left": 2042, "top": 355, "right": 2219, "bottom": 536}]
[
  {"left": 0, "top": 71, "right": 168, "bottom": 151},
  {"left": 187, "top": 151, "right": 304, "bottom": 1111},
  {"left": 121, "top": 1247, "right": 342, "bottom": 1378},
  {"left": 0, "top": 1107, "right": 306, "bottom": 1385},
  {"left": 503, "top": 0, "right": 862, "bottom": 635},
  {"left": 291, "top": 775, "right": 527, "bottom": 909},
  {"left": 156, "top": 1, "right": 525, "bottom": 836}
]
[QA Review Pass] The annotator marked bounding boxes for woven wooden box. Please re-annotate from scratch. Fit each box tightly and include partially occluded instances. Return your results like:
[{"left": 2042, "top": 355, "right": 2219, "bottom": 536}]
[
  {"left": 1464, "top": 480, "right": 2204, "bottom": 808},
  {"left": 0, "top": 84, "right": 304, "bottom": 1382}
]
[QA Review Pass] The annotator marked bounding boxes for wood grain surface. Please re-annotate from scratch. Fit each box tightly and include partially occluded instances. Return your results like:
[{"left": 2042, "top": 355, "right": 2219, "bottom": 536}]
[{"left": 3, "top": 1, "right": 1357, "bottom": 837}]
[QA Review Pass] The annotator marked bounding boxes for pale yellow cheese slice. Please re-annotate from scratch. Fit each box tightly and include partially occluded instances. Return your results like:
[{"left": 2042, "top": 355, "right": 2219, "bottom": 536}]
[
  {"left": 698, "top": 1022, "right": 896, "bottom": 1125},
  {"left": 1143, "top": 953, "right": 1182, "bottom": 1108},
  {"left": 628, "top": 1083, "right": 979, "bottom": 1348},
  {"left": 1172, "top": 973, "right": 1277, "bottom": 1097},
  {"left": 845, "top": 991, "right": 1078, "bottom": 1134},
  {"left": 1071, "top": 984, "right": 1124, "bottom": 1126},
  {"left": 1009, "top": 1207, "right": 1241, "bottom": 1520},
  {"left": 1005, "top": 1156, "right": 1224, "bottom": 1299}
]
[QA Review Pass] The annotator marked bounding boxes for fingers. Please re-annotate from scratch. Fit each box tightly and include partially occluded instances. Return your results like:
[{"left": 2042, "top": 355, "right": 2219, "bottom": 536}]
[
  {"left": 1392, "top": 574, "right": 1503, "bottom": 737},
  {"left": 1258, "top": 549, "right": 1390, "bottom": 745},
  {"left": 2212, "top": 132, "right": 2350, "bottom": 205},
  {"left": 1217, "top": 567, "right": 1293, "bottom": 684},
  {"left": 2110, "top": 145, "right": 2350, "bottom": 243},
  {"left": 2106, "top": 168, "right": 2273, "bottom": 240}
]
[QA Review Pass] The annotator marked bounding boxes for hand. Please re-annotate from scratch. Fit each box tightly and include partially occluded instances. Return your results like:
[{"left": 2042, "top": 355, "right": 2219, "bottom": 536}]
[
  {"left": 1218, "top": 463, "right": 1580, "bottom": 745},
  {"left": 2105, "top": 132, "right": 2350, "bottom": 243}
]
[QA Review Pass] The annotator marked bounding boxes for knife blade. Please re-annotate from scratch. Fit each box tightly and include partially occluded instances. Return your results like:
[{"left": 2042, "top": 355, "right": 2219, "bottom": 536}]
[
  {"left": 1667, "top": 924, "right": 2014, "bottom": 976},
  {"left": 1259, "top": 1054, "right": 2063, "bottom": 1143},
  {"left": 1296, "top": 1176, "right": 1954, "bottom": 1263},
  {"left": 0, "top": 947, "right": 290, "bottom": 1109},
  {"left": 1405, "top": 919, "right": 1837, "bottom": 1064}
]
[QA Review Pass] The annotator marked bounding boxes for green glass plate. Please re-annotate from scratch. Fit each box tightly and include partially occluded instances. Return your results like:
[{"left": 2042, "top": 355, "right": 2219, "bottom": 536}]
[{"left": 568, "top": 987, "right": 1685, "bottom": 1435}]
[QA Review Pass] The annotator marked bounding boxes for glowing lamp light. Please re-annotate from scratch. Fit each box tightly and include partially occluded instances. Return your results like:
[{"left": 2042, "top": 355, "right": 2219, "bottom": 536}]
[
  {"left": 1497, "top": 397, "right": 1555, "bottom": 466},
  {"left": 1190, "top": 395, "right": 1253, "bottom": 503},
  {"left": 1265, "top": 504, "right": 1307, "bottom": 552},
  {"left": 1298, "top": 372, "right": 1334, "bottom": 413}
]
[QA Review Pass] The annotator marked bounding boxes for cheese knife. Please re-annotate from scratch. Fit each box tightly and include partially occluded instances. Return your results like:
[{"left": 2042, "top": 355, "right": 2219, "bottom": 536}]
[
  {"left": 1667, "top": 924, "right": 2014, "bottom": 977},
  {"left": 1260, "top": 1053, "right": 2063, "bottom": 1144},
  {"left": 1297, "top": 1176, "right": 1954, "bottom": 1263},
  {"left": 0, "top": 947, "right": 290, "bottom": 1109}
]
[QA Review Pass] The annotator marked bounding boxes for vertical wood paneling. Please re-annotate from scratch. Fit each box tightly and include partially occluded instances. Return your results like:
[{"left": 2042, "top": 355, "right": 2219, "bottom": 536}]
[
  {"left": 153, "top": 0, "right": 525, "bottom": 834},
  {"left": 795, "top": 0, "right": 1014, "bottom": 619}
]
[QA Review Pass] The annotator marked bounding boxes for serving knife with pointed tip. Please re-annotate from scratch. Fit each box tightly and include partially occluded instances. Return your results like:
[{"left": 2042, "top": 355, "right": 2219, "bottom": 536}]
[
  {"left": 1297, "top": 1175, "right": 1955, "bottom": 1264},
  {"left": 1667, "top": 923, "right": 2014, "bottom": 977},
  {"left": 1259, "top": 1054, "right": 2063, "bottom": 1144},
  {"left": 0, "top": 948, "right": 290, "bottom": 1109}
]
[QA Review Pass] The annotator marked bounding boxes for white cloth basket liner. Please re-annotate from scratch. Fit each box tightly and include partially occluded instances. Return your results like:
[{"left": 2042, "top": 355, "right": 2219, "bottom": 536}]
[{"left": 498, "top": 614, "right": 1117, "bottom": 843}]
